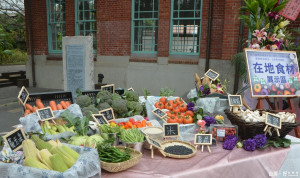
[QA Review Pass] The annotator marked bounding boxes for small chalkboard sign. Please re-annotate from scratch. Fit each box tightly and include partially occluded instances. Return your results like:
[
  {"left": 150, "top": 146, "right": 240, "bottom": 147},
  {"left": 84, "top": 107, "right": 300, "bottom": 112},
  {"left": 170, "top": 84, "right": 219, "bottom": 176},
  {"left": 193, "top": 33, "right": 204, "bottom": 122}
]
[
  {"left": 92, "top": 114, "right": 109, "bottom": 125},
  {"left": 152, "top": 108, "right": 167, "bottom": 119},
  {"left": 101, "top": 84, "right": 115, "bottom": 94},
  {"left": 2, "top": 128, "right": 26, "bottom": 152},
  {"left": 194, "top": 134, "right": 212, "bottom": 145},
  {"left": 17, "top": 86, "right": 29, "bottom": 106},
  {"left": 204, "top": 69, "right": 219, "bottom": 81},
  {"left": 228, "top": 95, "right": 242, "bottom": 106},
  {"left": 37, "top": 107, "right": 55, "bottom": 121},
  {"left": 163, "top": 123, "right": 179, "bottom": 137},
  {"left": 146, "top": 136, "right": 161, "bottom": 149},
  {"left": 127, "top": 87, "right": 134, "bottom": 91},
  {"left": 99, "top": 108, "right": 115, "bottom": 121},
  {"left": 266, "top": 113, "right": 282, "bottom": 129}
]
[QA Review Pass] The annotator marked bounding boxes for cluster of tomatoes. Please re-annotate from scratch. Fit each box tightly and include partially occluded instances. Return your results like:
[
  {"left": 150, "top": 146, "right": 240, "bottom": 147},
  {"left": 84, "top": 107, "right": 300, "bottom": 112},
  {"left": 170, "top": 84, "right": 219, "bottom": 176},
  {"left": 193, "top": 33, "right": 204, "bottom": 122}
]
[
  {"left": 112, "top": 118, "right": 152, "bottom": 129},
  {"left": 154, "top": 97, "right": 194, "bottom": 124}
]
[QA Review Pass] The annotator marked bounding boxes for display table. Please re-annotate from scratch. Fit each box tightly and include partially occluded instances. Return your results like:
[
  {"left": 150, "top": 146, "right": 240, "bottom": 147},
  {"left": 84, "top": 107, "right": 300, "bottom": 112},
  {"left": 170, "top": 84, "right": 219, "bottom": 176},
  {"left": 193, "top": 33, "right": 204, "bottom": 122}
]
[{"left": 102, "top": 142, "right": 290, "bottom": 178}]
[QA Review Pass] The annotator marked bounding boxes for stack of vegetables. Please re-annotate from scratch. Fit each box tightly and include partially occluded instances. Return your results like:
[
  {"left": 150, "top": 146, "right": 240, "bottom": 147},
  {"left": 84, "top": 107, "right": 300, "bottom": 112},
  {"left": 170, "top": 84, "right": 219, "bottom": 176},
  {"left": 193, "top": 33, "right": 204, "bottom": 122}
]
[
  {"left": 68, "top": 135, "right": 104, "bottom": 148},
  {"left": 97, "top": 141, "right": 131, "bottom": 163},
  {"left": 154, "top": 97, "right": 194, "bottom": 124},
  {"left": 39, "top": 119, "right": 75, "bottom": 135},
  {"left": 120, "top": 128, "right": 145, "bottom": 143},
  {"left": 112, "top": 118, "right": 152, "bottom": 129},
  {"left": 23, "top": 135, "right": 79, "bottom": 172},
  {"left": 24, "top": 99, "right": 71, "bottom": 116}
]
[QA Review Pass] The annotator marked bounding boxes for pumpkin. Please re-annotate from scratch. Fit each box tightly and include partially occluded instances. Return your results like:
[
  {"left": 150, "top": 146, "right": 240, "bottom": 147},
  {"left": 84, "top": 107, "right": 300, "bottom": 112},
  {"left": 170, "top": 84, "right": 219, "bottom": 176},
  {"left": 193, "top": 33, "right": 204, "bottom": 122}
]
[{"left": 253, "top": 84, "right": 262, "bottom": 93}]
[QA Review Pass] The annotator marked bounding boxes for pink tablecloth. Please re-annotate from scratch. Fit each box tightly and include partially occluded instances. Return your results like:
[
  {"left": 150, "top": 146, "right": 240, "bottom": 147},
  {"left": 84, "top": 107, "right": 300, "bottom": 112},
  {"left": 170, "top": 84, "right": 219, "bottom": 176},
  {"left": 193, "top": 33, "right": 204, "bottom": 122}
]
[{"left": 102, "top": 143, "right": 290, "bottom": 178}]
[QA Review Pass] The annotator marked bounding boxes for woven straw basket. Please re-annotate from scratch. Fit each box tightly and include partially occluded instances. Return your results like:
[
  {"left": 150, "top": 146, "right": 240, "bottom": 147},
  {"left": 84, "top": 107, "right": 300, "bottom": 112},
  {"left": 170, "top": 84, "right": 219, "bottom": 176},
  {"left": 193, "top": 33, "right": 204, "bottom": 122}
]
[
  {"left": 160, "top": 140, "right": 197, "bottom": 159},
  {"left": 100, "top": 146, "right": 142, "bottom": 172},
  {"left": 224, "top": 109, "right": 299, "bottom": 139}
]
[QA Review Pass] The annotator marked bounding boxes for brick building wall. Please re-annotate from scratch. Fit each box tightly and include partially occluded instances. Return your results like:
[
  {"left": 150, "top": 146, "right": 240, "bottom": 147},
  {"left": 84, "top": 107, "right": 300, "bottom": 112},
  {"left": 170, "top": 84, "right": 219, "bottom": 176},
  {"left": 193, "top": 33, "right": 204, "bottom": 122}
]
[{"left": 25, "top": 0, "right": 300, "bottom": 60}]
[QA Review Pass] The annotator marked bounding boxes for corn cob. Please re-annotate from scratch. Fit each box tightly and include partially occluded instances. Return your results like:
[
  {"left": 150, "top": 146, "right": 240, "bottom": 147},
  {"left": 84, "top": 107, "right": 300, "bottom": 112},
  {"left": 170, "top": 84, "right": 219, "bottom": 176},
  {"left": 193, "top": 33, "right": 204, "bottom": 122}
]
[
  {"left": 50, "top": 154, "right": 69, "bottom": 172},
  {"left": 22, "top": 139, "right": 39, "bottom": 161},
  {"left": 56, "top": 139, "right": 63, "bottom": 146},
  {"left": 24, "top": 156, "right": 51, "bottom": 170},
  {"left": 50, "top": 146, "right": 76, "bottom": 168},
  {"left": 38, "top": 149, "right": 53, "bottom": 170},
  {"left": 49, "top": 129, "right": 58, "bottom": 135},
  {"left": 31, "top": 135, "right": 52, "bottom": 151},
  {"left": 51, "top": 125, "right": 58, "bottom": 132},
  {"left": 61, "top": 145, "right": 79, "bottom": 160},
  {"left": 48, "top": 140, "right": 58, "bottom": 147}
]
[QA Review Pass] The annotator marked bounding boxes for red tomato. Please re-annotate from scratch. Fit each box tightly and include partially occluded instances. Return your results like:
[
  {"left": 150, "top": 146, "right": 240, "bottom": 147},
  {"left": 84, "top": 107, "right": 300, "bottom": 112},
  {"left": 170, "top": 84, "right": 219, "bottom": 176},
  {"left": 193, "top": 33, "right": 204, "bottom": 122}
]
[
  {"left": 177, "top": 115, "right": 184, "bottom": 124},
  {"left": 170, "top": 100, "right": 178, "bottom": 107},
  {"left": 159, "top": 97, "right": 167, "bottom": 104},
  {"left": 179, "top": 104, "right": 187, "bottom": 112},
  {"left": 183, "top": 115, "right": 193, "bottom": 124},
  {"left": 185, "top": 110, "right": 195, "bottom": 117},
  {"left": 167, "top": 116, "right": 178, "bottom": 123},
  {"left": 165, "top": 102, "right": 174, "bottom": 110},
  {"left": 175, "top": 98, "right": 184, "bottom": 104},
  {"left": 155, "top": 101, "right": 165, "bottom": 109},
  {"left": 173, "top": 107, "right": 180, "bottom": 113}
]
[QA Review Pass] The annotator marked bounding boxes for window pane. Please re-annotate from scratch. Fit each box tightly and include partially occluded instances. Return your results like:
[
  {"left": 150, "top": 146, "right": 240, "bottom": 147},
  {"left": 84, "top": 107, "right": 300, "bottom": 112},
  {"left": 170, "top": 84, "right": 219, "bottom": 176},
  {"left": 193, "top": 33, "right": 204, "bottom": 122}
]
[
  {"left": 47, "top": 0, "right": 65, "bottom": 52},
  {"left": 170, "top": 0, "right": 202, "bottom": 55},
  {"left": 132, "top": 0, "right": 159, "bottom": 53},
  {"left": 76, "top": 0, "right": 97, "bottom": 51}
]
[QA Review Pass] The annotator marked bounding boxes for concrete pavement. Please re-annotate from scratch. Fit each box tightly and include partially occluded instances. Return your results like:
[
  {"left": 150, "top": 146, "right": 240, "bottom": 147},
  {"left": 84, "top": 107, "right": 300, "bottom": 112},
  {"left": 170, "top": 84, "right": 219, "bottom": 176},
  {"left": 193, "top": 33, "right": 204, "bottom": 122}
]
[{"left": 0, "top": 86, "right": 60, "bottom": 133}]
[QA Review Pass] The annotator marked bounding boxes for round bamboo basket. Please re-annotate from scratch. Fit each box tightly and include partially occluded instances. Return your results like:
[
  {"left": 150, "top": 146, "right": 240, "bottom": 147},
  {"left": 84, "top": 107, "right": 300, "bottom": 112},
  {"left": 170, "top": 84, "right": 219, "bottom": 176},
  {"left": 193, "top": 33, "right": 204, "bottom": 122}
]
[
  {"left": 100, "top": 146, "right": 142, "bottom": 172},
  {"left": 160, "top": 140, "right": 197, "bottom": 159}
]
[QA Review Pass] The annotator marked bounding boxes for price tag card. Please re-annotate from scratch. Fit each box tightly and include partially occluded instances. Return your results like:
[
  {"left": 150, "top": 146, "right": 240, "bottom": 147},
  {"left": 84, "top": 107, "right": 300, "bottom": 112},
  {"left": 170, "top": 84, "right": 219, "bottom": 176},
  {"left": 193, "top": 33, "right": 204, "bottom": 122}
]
[
  {"left": 163, "top": 123, "right": 179, "bottom": 137},
  {"left": 194, "top": 134, "right": 212, "bottom": 145},
  {"left": 146, "top": 136, "right": 161, "bottom": 149},
  {"left": 152, "top": 108, "right": 167, "bottom": 119},
  {"left": 37, "top": 107, "right": 55, "bottom": 121},
  {"left": 266, "top": 113, "right": 282, "bottom": 129},
  {"left": 101, "top": 84, "right": 115, "bottom": 94},
  {"left": 228, "top": 95, "right": 242, "bottom": 106},
  {"left": 2, "top": 128, "right": 26, "bottom": 152},
  {"left": 92, "top": 114, "right": 109, "bottom": 125},
  {"left": 17, "top": 86, "right": 29, "bottom": 106},
  {"left": 204, "top": 69, "right": 219, "bottom": 81},
  {"left": 99, "top": 108, "right": 115, "bottom": 121}
]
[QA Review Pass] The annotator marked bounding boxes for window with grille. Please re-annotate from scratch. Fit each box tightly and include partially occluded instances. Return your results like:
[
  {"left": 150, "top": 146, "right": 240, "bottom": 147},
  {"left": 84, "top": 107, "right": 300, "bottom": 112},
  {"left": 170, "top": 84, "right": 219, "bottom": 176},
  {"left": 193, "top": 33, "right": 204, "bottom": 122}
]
[
  {"left": 47, "top": 0, "right": 66, "bottom": 53},
  {"left": 170, "top": 0, "right": 203, "bottom": 55},
  {"left": 75, "top": 0, "right": 97, "bottom": 51},
  {"left": 131, "top": 0, "right": 159, "bottom": 53}
]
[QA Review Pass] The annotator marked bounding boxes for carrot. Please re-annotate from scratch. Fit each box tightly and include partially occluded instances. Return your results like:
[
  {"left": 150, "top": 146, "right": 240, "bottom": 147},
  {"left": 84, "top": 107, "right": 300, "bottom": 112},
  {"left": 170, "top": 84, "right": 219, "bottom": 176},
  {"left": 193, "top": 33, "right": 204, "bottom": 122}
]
[
  {"left": 57, "top": 104, "right": 63, "bottom": 110},
  {"left": 60, "top": 101, "right": 68, "bottom": 109},
  {"left": 65, "top": 101, "right": 71, "bottom": 107},
  {"left": 36, "top": 99, "right": 45, "bottom": 109},
  {"left": 32, "top": 106, "right": 38, "bottom": 113},
  {"left": 25, "top": 103, "right": 34, "bottom": 112},
  {"left": 24, "top": 109, "right": 31, "bottom": 116},
  {"left": 49, "top": 101, "right": 57, "bottom": 111},
  {"left": 142, "top": 120, "right": 146, "bottom": 127}
]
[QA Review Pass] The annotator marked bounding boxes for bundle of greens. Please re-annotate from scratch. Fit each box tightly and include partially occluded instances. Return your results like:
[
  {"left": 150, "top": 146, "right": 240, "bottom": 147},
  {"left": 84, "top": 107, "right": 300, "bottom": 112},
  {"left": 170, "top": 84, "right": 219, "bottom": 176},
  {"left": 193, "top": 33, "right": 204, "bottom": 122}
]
[
  {"left": 98, "top": 124, "right": 120, "bottom": 134},
  {"left": 97, "top": 141, "right": 131, "bottom": 163},
  {"left": 60, "top": 110, "right": 89, "bottom": 136}
]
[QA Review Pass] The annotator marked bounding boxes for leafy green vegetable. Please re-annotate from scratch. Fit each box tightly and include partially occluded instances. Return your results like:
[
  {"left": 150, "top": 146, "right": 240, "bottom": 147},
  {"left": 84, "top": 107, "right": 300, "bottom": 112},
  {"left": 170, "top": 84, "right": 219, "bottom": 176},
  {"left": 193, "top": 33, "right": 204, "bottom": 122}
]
[
  {"left": 76, "top": 95, "right": 92, "bottom": 108},
  {"left": 124, "top": 90, "right": 139, "bottom": 102},
  {"left": 96, "top": 90, "right": 113, "bottom": 105},
  {"left": 97, "top": 143, "right": 131, "bottom": 163},
  {"left": 98, "top": 124, "right": 120, "bottom": 133},
  {"left": 159, "top": 87, "right": 175, "bottom": 97},
  {"left": 120, "top": 128, "right": 145, "bottom": 143},
  {"left": 0, "top": 136, "right": 3, "bottom": 147},
  {"left": 60, "top": 110, "right": 89, "bottom": 136},
  {"left": 112, "top": 98, "right": 128, "bottom": 118},
  {"left": 82, "top": 105, "right": 99, "bottom": 117},
  {"left": 264, "top": 137, "right": 291, "bottom": 148}
]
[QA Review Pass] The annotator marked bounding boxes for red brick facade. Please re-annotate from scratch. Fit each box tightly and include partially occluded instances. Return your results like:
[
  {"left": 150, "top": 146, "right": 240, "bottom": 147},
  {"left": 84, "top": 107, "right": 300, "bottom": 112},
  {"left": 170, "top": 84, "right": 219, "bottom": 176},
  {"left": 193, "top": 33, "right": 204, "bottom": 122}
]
[{"left": 25, "top": 0, "right": 300, "bottom": 60}]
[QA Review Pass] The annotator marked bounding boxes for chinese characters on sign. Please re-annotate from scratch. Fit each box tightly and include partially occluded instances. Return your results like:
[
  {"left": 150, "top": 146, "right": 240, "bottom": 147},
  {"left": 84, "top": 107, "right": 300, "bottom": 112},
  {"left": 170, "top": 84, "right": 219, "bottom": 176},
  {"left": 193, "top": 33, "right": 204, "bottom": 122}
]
[
  {"left": 279, "top": 0, "right": 300, "bottom": 21},
  {"left": 245, "top": 49, "right": 300, "bottom": 97}
]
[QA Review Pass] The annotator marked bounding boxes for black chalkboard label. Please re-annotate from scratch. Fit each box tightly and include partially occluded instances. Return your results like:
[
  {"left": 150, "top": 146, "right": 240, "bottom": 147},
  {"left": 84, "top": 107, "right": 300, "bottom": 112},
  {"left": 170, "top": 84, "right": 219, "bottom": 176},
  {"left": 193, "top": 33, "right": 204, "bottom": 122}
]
[
  {"left": 99, "top": 108, "right": 115, "bottom": 121},
  {"left": 228, "top": 95, "right": 242, "bottom": 106},
  {"left": 37, "top": 107, "right": 55, "bottom": 121},
  {"left": 152, "top": 108, "right": 167, "bottom": 119},
  {"left": 17, "top": 86, "right": 29, "bottom": 106},
  {"left": 101, "top": 84, "right": 115, "bottom": 94},
  {"left": 204, "top": 69, "right": 219, "bottom": 81},
  {"left": 127, "top": 87, "right": 134, "bottom": 91},
  {"left": 3, "top": 128, "right": 26, "bottom": 152},
  {"left": 194, "top": 134, "right": 212, "bottom": 145},
  {"left": 266, "top": 113, "right": 281, "bottom": 129},
  {"left": 92, "top": 114, "right": 109, "bottom": 125},
  {"left": 146, "top": 136, "right": 161, "bottom": 149},
  {"left": 163, "top": 123, "right": 179, "bottom": 137}
]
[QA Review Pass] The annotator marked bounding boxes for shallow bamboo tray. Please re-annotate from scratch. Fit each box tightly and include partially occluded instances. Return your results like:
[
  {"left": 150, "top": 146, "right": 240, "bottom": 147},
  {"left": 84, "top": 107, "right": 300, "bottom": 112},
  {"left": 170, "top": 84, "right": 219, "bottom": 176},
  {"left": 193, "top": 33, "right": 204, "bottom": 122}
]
[
  {"left": 100, "top": 146, "right": 142, "bottom": 172},
  {"left": 160, "top": 140, "right": 197, "bottom": 159}
]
